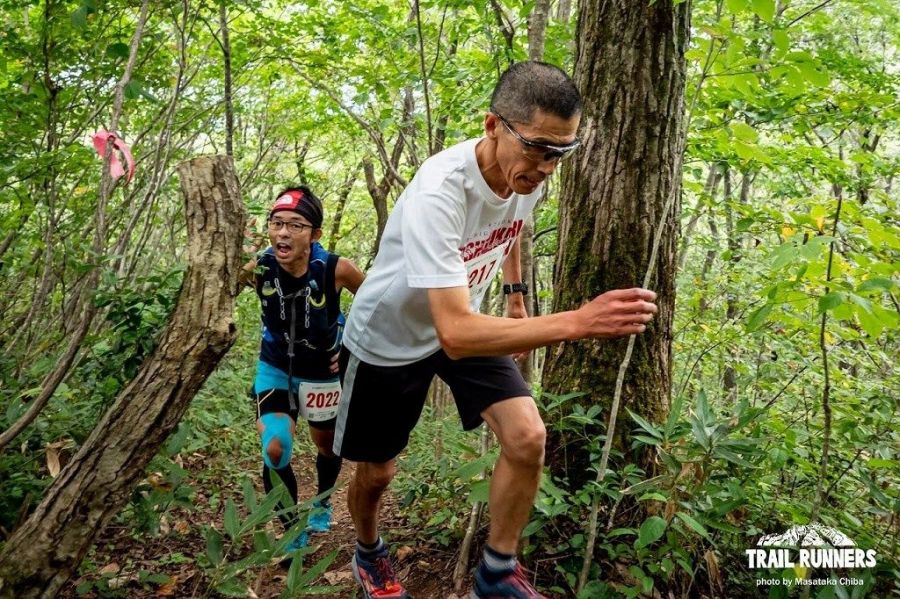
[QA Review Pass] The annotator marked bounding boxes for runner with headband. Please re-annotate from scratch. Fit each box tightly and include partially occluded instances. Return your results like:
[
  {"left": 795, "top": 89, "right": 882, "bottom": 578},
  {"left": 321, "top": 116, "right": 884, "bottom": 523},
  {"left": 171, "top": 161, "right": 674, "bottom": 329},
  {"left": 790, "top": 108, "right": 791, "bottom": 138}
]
[{"left": 241, "top": 185, "right": 365, "bottom": 555}]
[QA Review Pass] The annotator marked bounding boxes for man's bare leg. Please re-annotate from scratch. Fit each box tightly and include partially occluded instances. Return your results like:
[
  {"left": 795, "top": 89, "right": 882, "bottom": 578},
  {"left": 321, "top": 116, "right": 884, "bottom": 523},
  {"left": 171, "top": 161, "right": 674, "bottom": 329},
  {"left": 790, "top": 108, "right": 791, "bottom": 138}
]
[
  {"left": 348, "top": 460, "right": 396, "bottom": 544},
  {"left": 481, "top": 396, "right": 546, "bottom": 553}
]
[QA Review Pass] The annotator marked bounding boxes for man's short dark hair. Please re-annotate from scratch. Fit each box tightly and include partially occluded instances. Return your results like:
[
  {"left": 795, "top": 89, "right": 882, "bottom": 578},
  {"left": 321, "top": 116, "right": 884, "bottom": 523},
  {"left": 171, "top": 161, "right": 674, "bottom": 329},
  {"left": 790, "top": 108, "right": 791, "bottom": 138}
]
[{"left": 490, "top": 61, "right": 582, "bottom": 123}]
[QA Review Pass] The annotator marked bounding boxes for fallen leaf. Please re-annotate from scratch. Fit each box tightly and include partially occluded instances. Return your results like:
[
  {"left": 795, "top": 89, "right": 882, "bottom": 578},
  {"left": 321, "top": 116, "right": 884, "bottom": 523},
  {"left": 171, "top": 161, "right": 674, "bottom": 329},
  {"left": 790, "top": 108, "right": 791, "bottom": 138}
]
[
  {"left": 323, "top": 570, "right": 354, "bottom": 585},
  {"left": 99, "top": 562, "right": 121, "bottom": 576},
  {"left": 396, "top": 545, "right": 414, "bottom": 561},
  {"left": 46, "top": 445, "right": 60, "bottom": 478},
  {"left": 156, "top": 575, "right": 178, "bottom": 597},
  {"left": 107, "top": 573, "right": 138, "bottom": 589},
  {"left": 174, "top": 519, "right": 190, "bottom": 534}
]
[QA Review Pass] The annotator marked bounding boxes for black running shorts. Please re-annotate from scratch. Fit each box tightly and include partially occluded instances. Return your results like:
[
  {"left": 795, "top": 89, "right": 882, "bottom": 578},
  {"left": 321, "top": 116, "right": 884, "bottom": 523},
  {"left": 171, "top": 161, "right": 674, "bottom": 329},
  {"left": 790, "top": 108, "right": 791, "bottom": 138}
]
[{"left": 333, "top": 346, "right": 532, "bottom": 463}]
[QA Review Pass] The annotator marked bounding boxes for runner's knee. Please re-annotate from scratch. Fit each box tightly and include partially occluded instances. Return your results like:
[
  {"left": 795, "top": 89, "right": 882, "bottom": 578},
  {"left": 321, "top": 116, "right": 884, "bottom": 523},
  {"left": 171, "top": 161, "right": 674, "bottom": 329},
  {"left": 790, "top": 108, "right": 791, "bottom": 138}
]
[
  {"left": 259, "top": 413, "right": 293, "bottom": 469},
  {"left": 501, "top": 420, "right": 546, "bottom": 468},
  {"left": 266, "top": 438, "right": 284, "bottom": 466},
  {"left": 357, "top": 461, "right": 396, "bottom": 491}
]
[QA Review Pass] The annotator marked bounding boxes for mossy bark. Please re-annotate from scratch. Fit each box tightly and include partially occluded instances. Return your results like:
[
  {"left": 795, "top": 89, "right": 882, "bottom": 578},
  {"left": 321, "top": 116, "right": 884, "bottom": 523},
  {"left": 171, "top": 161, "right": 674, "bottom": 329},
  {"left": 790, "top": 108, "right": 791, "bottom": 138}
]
[{"left": 542, "top": 0, "right": 690, "bottom": 487}]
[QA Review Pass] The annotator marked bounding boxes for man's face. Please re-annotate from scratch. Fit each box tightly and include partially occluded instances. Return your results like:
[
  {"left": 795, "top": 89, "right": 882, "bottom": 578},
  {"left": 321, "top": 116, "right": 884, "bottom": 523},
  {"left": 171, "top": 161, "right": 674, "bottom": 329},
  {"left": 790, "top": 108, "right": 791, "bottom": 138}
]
[
  {"left": 267, "top": 211, "right": 321, "bottom": 266},
  {"left": 488, "top": 108, "right": 581, "bottom": 195}
]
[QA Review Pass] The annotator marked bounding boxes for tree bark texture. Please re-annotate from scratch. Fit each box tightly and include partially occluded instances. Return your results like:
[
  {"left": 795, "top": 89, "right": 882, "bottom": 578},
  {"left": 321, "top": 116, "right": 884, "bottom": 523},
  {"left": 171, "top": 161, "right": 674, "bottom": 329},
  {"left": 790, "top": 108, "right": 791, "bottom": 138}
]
[
  {"left": 0, "top": 156, "right": 245, "bottom": 599},
  {"left": 542, "top": 0, "right": 690, "bottom": 486}
]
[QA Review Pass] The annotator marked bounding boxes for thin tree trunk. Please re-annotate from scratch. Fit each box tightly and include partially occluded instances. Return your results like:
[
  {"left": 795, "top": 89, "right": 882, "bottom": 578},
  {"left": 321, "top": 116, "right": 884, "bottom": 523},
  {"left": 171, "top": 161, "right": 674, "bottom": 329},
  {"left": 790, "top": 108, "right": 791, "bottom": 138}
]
[
  {"left": 0, "top": 0, "right": 150, "bottom": 452},
  {"left": 453, "top": 423, "right": 490, "bottom": 591},
  {"left": 219, "top": 1, "right": 234, "bottom": 157},
  {"left": 113, "top": 1, "right": 190, "bottom": 277},
  {"left": 0, "top": 155, "right": 244, "bottom": 599},
  {"left": 413, "top": 0, "right": 433, "bottom": 155},
  {"left": 516, "top": 0, "right": 552, "bottom": 385},
  {"left": 327, "top": 165, "right": 358, "bottom": 253}
]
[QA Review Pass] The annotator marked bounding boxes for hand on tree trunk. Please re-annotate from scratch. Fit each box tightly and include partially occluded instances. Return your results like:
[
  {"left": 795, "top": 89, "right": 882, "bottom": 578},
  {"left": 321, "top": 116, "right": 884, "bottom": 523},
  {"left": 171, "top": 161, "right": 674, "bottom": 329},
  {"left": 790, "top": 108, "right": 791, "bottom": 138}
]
[{"left": 575, "top": 288, "right": 658, "bottom": 338}]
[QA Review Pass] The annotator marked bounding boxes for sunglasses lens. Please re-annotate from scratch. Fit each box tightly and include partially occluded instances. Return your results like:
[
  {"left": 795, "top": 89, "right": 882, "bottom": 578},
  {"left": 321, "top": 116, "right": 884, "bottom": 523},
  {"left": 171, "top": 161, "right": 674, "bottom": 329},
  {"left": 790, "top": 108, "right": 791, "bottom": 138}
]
[{"left": 544, "top": 149, "right": 564, "bottom": 161}]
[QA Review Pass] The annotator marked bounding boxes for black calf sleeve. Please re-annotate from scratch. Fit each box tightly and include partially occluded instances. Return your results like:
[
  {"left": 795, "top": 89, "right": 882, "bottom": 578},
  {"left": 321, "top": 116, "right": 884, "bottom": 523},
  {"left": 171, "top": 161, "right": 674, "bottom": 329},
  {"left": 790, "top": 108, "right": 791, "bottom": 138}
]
[
  {"left": 263, "top": 463, "right": 299, "bottom": 528},
  {"left": 315, "top": 453, "right": 342, "bottom": 499}
]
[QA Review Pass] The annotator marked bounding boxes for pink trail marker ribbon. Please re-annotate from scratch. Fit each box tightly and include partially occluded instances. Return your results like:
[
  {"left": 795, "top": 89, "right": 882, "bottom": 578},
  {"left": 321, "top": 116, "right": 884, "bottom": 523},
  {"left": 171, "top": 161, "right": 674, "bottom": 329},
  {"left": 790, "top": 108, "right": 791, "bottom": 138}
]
[{"left": 92, "top": 130, "right": 135, "bottom": 184}]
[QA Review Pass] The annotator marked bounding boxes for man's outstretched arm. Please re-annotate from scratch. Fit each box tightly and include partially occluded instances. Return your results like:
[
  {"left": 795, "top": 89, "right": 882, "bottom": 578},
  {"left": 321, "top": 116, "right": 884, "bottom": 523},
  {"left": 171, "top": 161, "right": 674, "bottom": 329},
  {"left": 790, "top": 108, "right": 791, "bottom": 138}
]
[{"left": 428, "top": 286, "right": 657, "bottom": 359}]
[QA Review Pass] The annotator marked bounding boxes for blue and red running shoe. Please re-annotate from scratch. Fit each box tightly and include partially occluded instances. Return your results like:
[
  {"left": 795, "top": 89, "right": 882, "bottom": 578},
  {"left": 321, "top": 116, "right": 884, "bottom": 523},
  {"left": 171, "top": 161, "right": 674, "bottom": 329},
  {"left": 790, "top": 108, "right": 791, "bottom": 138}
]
[
  {"left": 351, "top": 547, "right": 409, "bottom": 599},
  {"left": 471, "top": 563, "right": 549, "bottom": 599}
]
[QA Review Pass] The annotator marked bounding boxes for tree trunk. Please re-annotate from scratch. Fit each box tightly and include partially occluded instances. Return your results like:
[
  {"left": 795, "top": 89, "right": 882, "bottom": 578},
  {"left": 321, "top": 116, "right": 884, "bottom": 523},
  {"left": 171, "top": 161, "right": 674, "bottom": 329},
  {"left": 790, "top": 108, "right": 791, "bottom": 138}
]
[
  {"left": 219, "top": 1, "right": 234, "bottom": 157},
  {"left": 542, "top": 0, "right": 690, "bottom": 488},
  {"left": 0, "top": 156, "right": 245, "bottom": 599},
  {"left": 516, "top": 0, "right": 551, "bottom": 385},
  {"left": 327, "top": 165, "right": 359, "bottom": 253}
]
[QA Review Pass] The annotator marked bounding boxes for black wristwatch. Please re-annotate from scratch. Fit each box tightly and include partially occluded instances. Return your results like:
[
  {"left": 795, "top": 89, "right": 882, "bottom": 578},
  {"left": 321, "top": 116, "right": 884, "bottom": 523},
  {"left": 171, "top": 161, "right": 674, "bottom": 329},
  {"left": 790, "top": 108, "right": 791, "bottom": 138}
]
[{"left": 502, "top": 282, "right": 529, "bottom": 296}]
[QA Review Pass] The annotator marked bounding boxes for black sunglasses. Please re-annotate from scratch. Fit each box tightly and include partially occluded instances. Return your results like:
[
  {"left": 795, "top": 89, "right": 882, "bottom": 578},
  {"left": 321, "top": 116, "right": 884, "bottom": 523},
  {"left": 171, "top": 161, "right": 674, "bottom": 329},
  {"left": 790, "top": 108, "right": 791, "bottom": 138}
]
[{"left": 492, "top": 110, "right": 581, "bottom": 162}]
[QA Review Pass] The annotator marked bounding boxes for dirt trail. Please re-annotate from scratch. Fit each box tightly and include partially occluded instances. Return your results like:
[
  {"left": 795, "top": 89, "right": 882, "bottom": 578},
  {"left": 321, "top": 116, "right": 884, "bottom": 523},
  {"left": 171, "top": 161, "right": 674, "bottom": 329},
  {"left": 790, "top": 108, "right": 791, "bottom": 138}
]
[{"left": 61, "top": 453, "right": 472, "bottom": 598}]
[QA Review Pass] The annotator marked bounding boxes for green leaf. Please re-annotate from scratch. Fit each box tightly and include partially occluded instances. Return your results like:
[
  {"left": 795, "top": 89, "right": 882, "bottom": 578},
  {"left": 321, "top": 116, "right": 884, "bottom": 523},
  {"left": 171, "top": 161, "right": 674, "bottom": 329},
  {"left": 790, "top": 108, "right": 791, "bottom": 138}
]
[
  {"left": 772, "top": 30, "right": 790, "bottom": 54},
  {"left": 747, "top": 304, "right": 772, "bottom": 331},
  {"left": 627, "top": 409, "right": 663, "bottom": 439},
  {"left": 454, "top": 451, "right": 495, "bottom": 481},
  {"left": 607, "top": 527, "right": 637, "bottom": 538},
  {"left": 857, "top": 277, "right": 895, "bottom": 293},
  {"left": 214, "top": 577, "right": 246, "bottom": 597},
  {"left": 676, "top": 512, "right": 711, "bottom": 540},
  {"left": 205, "top": 527, "right": 224, "bottom": 566},
  {"left": 726, "top": 0, "right": 749, "bottom": 12},
  {"left": 731, "top": 121, "right": 759, "bottom": 142},
  {"left": 856, "top": 305, "right": 884, "bottom": 337},
  {"left": 751, "top": 0, "right": 775, "bottom": 22},
  {"left": 125, "top": 80, "right": 142, "bottom": 100},
  {"left": 241, "top": 477, "right": 258, "bottom": 512},
  {"left": 292, "top": 549, "right": 339, "bottom": 587},
  {"left": 622, "top": 475, "right": 670, "bottom": 496},
  {"left": 223, "top": 499, "right": 239, "bottom": 540},
  {"left": 736, "top": 217, "right": 755, "bottom": 232},
  {"left": 665, "top": 393, "right": 684, "bottom": 438},
  {"left": 818, "top": 292, "right": 843, "bottom": 313},
  {"left": 71, "top": 6, "right": 89, "bottom": 30},
  {"left": 867, "top": 458, "right": 896, "bottom": 469},
  {"left": 468, "top": 479, "right": 490, "bottom": 504},
  {"left": 797, "top": 61, "right": 830, "bottom": 87},
  {"left": 106, "top": 42, "right": 130, "bottom": 59},
  {"left": 635, "top": 516, "right": 667, "bottom": 549}
]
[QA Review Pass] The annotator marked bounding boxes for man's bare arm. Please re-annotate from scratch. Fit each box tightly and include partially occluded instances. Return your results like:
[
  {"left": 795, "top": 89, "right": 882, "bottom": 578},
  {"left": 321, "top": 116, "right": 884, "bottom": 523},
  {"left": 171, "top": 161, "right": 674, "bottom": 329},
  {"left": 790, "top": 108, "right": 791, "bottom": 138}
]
[{"left": 428, "top": 286, "right": 657, "bottom": 359}]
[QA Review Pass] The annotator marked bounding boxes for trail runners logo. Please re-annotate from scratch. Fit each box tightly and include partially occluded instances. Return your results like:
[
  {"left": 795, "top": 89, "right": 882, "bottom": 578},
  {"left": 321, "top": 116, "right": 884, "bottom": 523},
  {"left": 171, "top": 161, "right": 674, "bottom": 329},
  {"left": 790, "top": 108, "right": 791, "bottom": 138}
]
[
  {"left": 747, "top": 524, "right": 876, "bottom": 589},
  {"left": 747, "top": 524, "right": 876, "bottom": 569}
]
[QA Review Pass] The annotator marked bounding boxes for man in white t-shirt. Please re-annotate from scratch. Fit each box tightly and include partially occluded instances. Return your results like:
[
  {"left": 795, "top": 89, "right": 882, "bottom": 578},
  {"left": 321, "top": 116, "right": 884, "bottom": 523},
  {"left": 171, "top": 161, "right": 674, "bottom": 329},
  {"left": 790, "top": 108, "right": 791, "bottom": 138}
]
[{"left": 334, "top": 61, "right": 658, "bottom": 599}]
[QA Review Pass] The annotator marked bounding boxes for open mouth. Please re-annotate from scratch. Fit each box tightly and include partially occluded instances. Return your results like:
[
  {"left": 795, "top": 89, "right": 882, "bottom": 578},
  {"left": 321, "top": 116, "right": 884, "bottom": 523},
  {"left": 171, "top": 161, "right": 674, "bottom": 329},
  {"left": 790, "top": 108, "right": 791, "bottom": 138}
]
[{"left": 275, "top": 242, "right": 293, "bottom": 258}]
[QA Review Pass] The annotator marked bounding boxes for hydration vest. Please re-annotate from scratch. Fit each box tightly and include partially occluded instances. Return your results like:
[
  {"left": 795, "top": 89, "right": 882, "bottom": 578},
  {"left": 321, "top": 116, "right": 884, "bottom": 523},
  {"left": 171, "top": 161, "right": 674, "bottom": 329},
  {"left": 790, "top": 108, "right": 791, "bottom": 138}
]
[{"left": 255, "top": 242, "right": 343, "bottom": 380}]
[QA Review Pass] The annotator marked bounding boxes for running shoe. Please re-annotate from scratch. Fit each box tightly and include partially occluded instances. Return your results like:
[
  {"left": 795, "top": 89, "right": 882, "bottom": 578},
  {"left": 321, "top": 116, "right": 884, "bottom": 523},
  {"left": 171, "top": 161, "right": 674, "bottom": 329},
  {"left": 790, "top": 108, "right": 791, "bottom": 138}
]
[
  {"left": 471, "top": 563, "right": 548, "bottom": 598},
  {"left": 351, "top": 547, "right": 409, "bottom": 598},
  {"left": 284, "top": 529, "right": 309, "bottom": 552},
  {"left": 307, "top": 501, "right": 333, "bottom": 533}
]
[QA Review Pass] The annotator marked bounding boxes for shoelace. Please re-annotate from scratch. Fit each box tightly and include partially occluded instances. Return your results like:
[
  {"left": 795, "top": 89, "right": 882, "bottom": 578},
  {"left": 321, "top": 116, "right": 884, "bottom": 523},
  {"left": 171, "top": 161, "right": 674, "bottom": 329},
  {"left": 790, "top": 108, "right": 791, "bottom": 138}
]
[
  {"left": 374, "top": 556, "right": 402, "bottom": 593},
  {"left": 506, "top": 565, "right": 547, "bottom": 599}
]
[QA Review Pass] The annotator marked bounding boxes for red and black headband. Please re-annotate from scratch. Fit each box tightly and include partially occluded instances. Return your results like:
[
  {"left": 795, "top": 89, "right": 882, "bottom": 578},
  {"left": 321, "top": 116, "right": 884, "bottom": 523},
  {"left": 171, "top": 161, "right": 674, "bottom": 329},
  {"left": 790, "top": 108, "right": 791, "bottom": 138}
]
[{"left": 269, "top": 188, "right": 323, "bottom": 229}]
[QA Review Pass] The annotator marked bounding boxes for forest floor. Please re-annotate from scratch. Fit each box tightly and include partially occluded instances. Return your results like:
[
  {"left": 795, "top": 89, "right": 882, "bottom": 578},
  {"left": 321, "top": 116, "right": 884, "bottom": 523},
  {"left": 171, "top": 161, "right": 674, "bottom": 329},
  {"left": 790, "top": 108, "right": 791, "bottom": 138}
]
[{"left": 60, "top": 448, "right": 475, "bottom": 598}]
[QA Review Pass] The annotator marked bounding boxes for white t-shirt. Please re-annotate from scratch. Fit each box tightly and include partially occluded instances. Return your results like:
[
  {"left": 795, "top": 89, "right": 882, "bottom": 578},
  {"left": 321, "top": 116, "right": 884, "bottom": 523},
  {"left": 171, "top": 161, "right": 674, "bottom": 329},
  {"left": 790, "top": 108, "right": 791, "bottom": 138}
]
[{"left": 343, "top": 138, "right": 542, "bottom": 366}]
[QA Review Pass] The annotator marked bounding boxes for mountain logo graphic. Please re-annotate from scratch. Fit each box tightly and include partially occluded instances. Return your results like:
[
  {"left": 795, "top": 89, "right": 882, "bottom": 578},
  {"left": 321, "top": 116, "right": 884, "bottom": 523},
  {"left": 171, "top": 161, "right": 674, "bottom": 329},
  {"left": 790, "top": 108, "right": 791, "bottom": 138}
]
[{"left": 757, "top": 524, "right": 855, "bottom": 548}]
